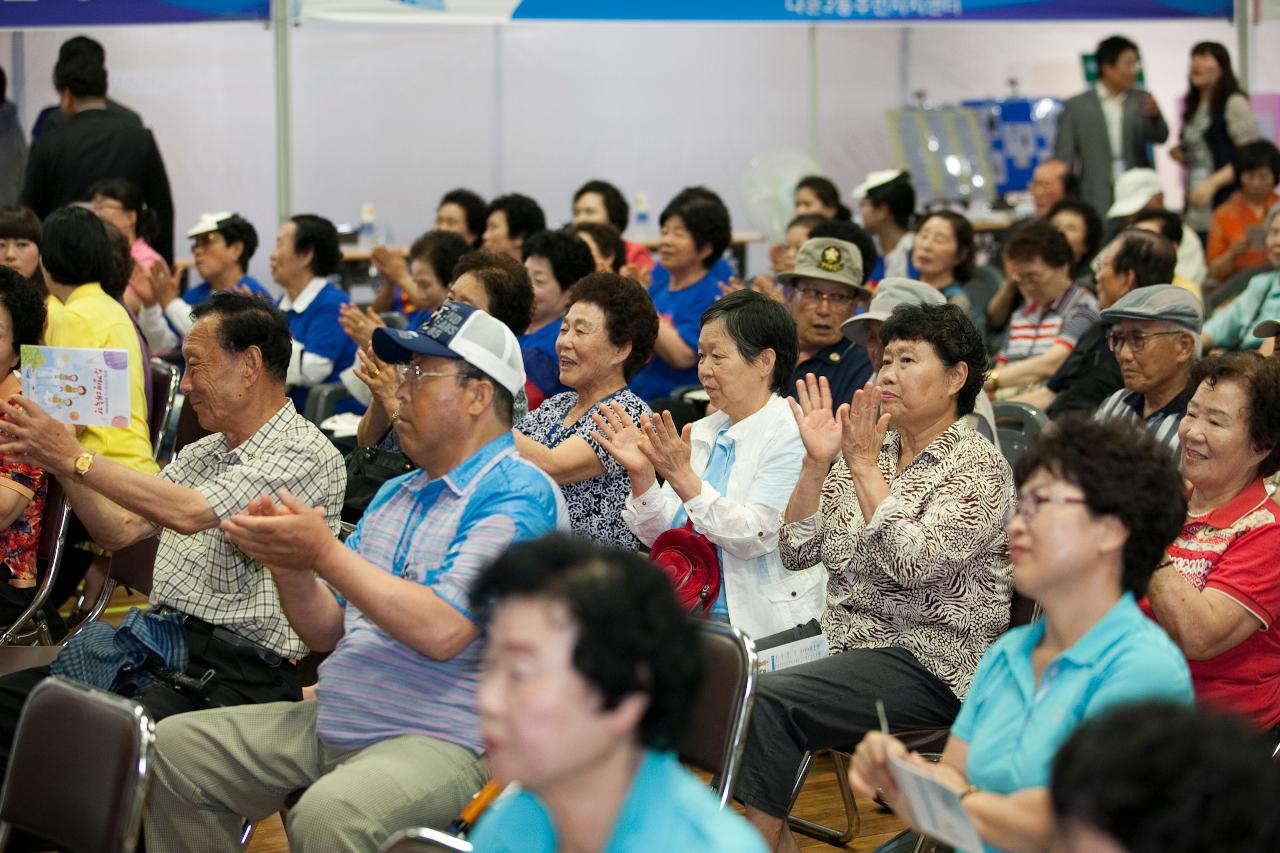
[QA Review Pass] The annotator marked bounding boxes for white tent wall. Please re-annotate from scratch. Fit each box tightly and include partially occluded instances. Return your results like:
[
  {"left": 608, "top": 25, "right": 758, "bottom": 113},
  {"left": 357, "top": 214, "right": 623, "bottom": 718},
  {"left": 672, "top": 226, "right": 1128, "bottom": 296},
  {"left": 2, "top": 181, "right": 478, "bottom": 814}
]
[
  {"left": 1, "top": 24, "right": 279, "bottom": 285},
  {"left": 3, "top": 17, "right": 1279, "bottom": 281}
]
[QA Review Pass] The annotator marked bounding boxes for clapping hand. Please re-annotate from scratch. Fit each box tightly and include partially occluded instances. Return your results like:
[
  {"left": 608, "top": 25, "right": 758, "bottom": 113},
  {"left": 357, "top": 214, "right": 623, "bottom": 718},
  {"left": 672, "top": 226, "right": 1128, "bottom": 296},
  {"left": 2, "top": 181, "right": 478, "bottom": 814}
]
[
  {"left": 638, "top": 411, "right": 699, "bottom": 497},
  {"left": 338, "top": 303, "right": 387, "bottom": 350},
  {"left": 789, "top": 374, "right": 845, "bottom": 466},
  {"left": 148, "top": 263, "right": 181, "bottom": 309},
  {"left": 221, "top": 490, "right": 336, "bottom": 575},
  {"left": 353, "top": 346, "right": 399, "bottom": 412},
  {"left": 841, "top": 381, "right": 890, "bottom": 474},
  {"left": 591, "top": 400, "right": 652, "bottom": 477}
]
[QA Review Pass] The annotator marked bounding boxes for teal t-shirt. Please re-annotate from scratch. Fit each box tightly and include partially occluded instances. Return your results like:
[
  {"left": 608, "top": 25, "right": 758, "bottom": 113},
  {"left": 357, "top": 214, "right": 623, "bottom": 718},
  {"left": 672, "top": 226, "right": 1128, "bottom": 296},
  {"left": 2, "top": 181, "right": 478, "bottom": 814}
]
[
  {"left": 467, "top": 750, "right": 765, "bottom": 853},
  {"left": 951, "top": 593, "right": 1193, "bottom": 853}
]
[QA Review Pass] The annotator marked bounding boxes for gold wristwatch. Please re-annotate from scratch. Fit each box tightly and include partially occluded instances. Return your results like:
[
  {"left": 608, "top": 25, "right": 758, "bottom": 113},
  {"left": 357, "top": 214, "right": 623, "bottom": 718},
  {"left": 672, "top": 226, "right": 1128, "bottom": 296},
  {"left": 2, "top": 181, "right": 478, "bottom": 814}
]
[{"left": 72, "top": 451, "right": 95, "bottom": 478}]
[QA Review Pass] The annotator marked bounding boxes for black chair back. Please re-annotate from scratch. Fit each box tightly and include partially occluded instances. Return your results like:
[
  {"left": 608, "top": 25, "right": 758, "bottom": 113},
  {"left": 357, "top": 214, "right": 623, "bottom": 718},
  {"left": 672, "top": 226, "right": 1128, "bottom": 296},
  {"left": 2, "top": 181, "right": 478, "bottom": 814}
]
[
  {"left": 0, "top": 677, "right": 154, "bottom": 853},
  {"left": 676, "top": 619, "right": 757, "bottom": 807},
  {"left": 147, "top": 359, "right": 180, "bottom": 456}
]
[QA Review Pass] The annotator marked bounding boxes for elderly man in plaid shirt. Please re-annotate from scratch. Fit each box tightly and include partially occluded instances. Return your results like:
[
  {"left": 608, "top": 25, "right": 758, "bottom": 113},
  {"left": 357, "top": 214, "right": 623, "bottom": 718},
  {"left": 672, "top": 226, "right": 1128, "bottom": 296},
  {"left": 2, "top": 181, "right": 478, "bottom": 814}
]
[{"left": 0, "top": 292, "right": 346, "bottom": 779}]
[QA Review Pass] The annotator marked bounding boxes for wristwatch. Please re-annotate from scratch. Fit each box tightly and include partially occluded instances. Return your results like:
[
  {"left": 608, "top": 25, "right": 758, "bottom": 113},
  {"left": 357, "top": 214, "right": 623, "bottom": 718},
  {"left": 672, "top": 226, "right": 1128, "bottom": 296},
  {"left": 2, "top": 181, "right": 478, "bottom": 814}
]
[{"left": 72, "top": 451, "right": 95, "bottom": 479}]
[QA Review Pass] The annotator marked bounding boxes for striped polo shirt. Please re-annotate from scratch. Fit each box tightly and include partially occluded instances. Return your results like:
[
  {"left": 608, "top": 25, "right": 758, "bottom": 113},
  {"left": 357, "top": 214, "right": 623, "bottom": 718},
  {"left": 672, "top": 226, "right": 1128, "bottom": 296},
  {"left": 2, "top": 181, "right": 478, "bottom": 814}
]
[
  {"left": 998, "top": 282, "right": 1099, "bottom": 365},
  {"left": 315, "top": 432, "right": 568, "bottom": 752},
  {"left": 1093, "top": 388, "right": 1189, "bottom": 458}
]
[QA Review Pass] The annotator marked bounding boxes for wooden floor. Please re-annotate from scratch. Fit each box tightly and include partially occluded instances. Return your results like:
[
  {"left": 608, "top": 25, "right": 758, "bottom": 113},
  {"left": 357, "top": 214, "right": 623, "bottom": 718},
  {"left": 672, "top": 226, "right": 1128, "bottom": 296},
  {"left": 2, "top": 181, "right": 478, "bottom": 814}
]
[
  {"left": 244, "top": 754, "right": 905, "bottom": 852},
  {"left": 99, "top": 591, "right": 906, "bottom": 851}
]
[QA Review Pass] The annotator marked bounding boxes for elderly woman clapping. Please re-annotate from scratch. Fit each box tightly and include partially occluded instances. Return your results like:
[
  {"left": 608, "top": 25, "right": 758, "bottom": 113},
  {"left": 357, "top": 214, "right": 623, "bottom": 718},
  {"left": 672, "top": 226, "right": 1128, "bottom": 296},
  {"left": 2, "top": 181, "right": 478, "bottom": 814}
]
[
  {"left": 514, "top": 273, "right": 658, "bottom": 550},
  {"left": 593, "top": 290, "right": 822, "bottom": 639},
  {"left": 1143, "top": 352, "right": 1280, "bottom": 731},
  {"left": 734, "top": 302, "right": 1016, "bottom": 850}
]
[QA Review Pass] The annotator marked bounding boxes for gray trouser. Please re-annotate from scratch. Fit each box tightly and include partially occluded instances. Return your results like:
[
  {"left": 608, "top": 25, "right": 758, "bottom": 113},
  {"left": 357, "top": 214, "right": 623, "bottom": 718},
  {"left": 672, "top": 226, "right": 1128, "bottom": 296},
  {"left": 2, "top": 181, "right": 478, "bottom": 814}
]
[{"left": 144, "top": 700, "right": 487, "bottom": 853}]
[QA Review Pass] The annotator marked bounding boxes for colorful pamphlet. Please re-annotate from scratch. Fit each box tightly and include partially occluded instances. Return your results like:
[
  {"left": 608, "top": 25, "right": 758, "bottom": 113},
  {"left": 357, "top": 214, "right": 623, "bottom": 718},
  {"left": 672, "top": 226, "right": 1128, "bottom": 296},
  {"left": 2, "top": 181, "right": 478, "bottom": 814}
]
[{"left": 19, "top": 345, "right": 132, "bottom": 428}]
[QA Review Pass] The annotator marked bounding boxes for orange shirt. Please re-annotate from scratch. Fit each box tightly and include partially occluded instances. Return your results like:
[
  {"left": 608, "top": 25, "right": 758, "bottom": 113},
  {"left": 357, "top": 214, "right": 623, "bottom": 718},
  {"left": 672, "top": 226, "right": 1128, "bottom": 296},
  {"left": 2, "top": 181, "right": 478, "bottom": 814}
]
[{"left": 1207, "top": 190, "right": 1280, "bottom": 277}]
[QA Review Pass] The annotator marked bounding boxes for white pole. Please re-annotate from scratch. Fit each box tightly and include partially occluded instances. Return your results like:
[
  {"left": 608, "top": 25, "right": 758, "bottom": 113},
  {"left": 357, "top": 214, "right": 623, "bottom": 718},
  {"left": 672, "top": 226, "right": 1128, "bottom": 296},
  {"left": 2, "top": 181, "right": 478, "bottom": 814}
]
[
  {"left": 9, "top": 32, "right": 24, "bottom": 129},
  {"left": 1235, "top": 0, "right": 1250, "bottom": 89},
  {"left": 808, "top": 25, "right": 819, "bottom": 163},
  {"left": 273, "top": 0, "right": 293, "bottom": 222}
]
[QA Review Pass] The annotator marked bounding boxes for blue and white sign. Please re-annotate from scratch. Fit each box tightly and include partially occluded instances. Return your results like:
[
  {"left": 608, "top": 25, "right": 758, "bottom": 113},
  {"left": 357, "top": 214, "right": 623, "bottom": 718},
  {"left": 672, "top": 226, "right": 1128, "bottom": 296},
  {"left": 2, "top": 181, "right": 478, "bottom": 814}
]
[
  {"left": 1, "top": 0, "right": 270, "bottom": 27},
  {"left": 298, "top": 0, "right": 1234, "bottom": 22}
]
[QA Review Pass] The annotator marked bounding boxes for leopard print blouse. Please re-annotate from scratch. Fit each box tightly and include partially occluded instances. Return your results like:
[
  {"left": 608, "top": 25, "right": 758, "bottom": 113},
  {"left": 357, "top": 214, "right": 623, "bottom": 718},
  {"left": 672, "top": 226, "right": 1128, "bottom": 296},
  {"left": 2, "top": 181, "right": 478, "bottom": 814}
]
[{"left": 780, "top": 422, "right": 1015, "bottom": 700}]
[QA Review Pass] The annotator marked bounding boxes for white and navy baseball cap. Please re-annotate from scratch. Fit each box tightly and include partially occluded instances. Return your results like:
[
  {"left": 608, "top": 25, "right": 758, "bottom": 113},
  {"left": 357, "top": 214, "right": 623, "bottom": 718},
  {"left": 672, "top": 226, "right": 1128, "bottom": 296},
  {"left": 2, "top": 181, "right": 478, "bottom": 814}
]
[{"left": 372, "top": 301, "right": 525, "bottom": 396}]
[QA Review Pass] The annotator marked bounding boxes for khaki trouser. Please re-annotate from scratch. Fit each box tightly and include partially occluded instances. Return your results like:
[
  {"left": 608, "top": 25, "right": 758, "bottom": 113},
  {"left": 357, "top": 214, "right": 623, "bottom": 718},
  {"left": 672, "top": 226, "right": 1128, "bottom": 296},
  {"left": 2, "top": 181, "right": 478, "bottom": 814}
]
[{"left": 144, "top": 699, "right": 487, "bottom": 853}]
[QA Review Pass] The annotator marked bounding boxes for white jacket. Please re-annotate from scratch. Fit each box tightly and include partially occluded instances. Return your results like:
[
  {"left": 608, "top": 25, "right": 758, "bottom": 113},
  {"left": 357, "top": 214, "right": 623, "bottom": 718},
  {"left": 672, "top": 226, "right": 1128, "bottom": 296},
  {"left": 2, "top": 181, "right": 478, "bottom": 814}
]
[{"left": 622, "top": 394, "right": 825, "bottom": 640}]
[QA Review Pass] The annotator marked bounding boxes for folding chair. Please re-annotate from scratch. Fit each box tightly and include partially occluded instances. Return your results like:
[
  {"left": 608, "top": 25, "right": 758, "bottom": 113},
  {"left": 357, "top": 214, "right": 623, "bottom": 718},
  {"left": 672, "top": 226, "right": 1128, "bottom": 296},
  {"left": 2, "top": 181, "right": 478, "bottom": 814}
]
[
  {"left": 679, "top": 619, "right": 758, "bottom": 807},
  {"left": 992, "top": 400, "right": 1048, "bottom": 469},
  {"left": 787, "top": 592, "right": 1041, "bottom": 847},
  {"left": 148, "top": 358, "right": 180, "bottom": 458},
  {"left": 0, "top": 478, "right": 71, "bottom": 646},
  {"left": 0, "top": 676, "right": 155, "bottom": 853},
  {"left": 304, "top": 382, "right": 351, "bottom": 427}
]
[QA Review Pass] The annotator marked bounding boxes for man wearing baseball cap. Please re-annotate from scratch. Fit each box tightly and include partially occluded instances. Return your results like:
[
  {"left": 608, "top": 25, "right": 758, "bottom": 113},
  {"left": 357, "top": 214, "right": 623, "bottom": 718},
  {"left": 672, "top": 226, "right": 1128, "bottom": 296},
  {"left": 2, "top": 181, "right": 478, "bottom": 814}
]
[
  {"left": 144, "top": 301, "right": 569, "bottom": 851},
  {"left": 135, "top": 211, "right": 272, "bottom": 352},
  {"left": 1107, "top": 168, "right": 1208, "bottom": 288},
  {"left": 1094, "top": 284, "right": 1202, "bottom": 456},
  {"left": 779, "top": 237, "right": 873, "bottom": 411}
]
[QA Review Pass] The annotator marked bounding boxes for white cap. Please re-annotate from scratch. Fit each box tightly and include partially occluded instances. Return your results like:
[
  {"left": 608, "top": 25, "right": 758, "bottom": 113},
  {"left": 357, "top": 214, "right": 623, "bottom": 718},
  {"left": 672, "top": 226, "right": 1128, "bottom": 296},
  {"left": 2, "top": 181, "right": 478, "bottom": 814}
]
[
  {"left": 372, "top": 302, "right": 526, "bottom": 397},
  {"left": 1107, "top": 169, "right": 1163, "bottom": 219},
  {"left": 851, "top": 170, "right": 906, "bottom": 200}
]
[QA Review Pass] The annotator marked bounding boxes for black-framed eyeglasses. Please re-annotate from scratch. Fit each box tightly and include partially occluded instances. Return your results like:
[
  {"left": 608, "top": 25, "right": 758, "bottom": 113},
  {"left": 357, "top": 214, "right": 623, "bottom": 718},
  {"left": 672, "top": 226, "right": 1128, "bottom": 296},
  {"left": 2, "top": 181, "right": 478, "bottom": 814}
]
[
  {"left": 1105, "top": 329, "right": 1184, "bottom": 353},
  {"left": 1004, "top": 492, "right": 1089, "bottom": 527},
  {"left": 793, "top": 286, "right": 858, "bottom": 310}
]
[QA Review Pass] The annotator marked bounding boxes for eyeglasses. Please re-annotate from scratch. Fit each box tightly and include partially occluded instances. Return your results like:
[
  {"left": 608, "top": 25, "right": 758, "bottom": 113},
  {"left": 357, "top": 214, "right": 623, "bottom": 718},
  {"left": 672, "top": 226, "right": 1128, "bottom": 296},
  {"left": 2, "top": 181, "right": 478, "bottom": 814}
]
[
  {"left": 1105, "top": 329, "right": 1185, "bottom": 353},
  {"left": 396, "top": 364, "right": 465, "bottom": 388},
  {"left": 1004, "top": 492, "right": 1089, "bottom": 527},
  {"left": 90, "top": 199, "right": 125, "bottom": 213},
  {"left": 793, "top": 286, "right": 858, "bottom": 310}
]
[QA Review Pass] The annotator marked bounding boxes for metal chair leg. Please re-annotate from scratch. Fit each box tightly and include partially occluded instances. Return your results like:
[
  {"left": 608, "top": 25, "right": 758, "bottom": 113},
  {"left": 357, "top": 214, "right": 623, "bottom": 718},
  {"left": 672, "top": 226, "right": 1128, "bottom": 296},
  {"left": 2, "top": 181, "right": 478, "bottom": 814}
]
[{"left": 786, "top": 749, "right": 860, "bottom": 846}]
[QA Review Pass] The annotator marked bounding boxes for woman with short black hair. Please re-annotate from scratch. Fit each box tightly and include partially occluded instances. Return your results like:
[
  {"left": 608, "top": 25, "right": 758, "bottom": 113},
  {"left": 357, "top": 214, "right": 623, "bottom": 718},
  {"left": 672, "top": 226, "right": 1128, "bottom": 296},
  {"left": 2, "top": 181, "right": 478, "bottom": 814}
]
[
  {"left": 467, "top": 534, "right": 765, "bottom": 852},
  {"left": 595, "top": 290, "right": 822, "bottom": 637},
  {"left": 737, "top": 302, "right": 1014, "bottom": 850}
]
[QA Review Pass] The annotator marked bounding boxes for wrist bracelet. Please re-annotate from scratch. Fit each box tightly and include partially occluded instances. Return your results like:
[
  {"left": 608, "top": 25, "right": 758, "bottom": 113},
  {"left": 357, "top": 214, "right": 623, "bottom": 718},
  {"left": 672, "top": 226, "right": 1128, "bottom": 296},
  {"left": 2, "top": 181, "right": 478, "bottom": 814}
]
[
  {"left": 388, "top": 408, "right": 401, "bottom": 424},
  {"left": 960, "top": 784, "right": 979, "bottom": 800}
]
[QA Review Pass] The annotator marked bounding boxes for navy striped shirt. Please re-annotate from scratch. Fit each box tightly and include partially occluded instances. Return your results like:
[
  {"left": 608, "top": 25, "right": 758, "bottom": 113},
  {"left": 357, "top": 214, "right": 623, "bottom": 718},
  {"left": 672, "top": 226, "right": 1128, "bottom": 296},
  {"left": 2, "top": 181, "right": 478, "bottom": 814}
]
[{"left": 1093, "top": 388, "right": 1189, "bottom": 458}]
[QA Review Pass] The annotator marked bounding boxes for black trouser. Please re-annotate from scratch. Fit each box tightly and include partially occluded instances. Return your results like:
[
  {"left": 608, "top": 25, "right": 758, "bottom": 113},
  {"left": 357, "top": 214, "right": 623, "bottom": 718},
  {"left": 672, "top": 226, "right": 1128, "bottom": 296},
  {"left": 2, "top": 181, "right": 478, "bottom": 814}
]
[
  {"left": 732, "top": 645, "right": 961, "bottom": 818},
  {"left": 0, "top": 616, "right": 300, "bottom": 851}
]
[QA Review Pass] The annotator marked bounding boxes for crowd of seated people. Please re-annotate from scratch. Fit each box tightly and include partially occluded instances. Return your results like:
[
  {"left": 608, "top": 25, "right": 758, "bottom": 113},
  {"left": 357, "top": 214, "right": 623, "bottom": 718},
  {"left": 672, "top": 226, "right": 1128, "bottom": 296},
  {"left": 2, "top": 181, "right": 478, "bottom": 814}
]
[{"left": 5, "top": 27, "right": 1280, "bottom": 851}]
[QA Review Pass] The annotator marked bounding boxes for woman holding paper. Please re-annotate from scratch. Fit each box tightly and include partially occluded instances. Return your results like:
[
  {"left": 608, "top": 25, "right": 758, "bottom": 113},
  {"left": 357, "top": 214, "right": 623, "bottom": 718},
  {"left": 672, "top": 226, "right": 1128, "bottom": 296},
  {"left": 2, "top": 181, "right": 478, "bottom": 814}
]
[{"left": 849, "top": 417, "right": 1195, "bottom": 853}]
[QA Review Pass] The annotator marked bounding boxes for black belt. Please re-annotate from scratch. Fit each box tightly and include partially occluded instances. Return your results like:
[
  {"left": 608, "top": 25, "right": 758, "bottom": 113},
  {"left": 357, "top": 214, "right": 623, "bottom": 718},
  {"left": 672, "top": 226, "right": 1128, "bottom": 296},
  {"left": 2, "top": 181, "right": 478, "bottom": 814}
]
[{"left": 151, "top": 606, "right": 286, "bottom": 667}]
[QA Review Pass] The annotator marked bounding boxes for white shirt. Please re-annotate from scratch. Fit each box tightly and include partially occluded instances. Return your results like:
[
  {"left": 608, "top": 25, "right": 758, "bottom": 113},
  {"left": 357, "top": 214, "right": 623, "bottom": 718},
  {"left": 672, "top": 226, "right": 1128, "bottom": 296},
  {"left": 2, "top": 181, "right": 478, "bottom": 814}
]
[
  {"left": 279, "top": 277, "right": 336, "bottom": 387},
  {"left": 1177, "top": 224, "right": 1209, "bottom": 288},
  {"left": 1095, "top": 81, "right": 1128, "bottom": 180},
  {"left": 621, "top": 393, "right": 825, "bottom": 640}
]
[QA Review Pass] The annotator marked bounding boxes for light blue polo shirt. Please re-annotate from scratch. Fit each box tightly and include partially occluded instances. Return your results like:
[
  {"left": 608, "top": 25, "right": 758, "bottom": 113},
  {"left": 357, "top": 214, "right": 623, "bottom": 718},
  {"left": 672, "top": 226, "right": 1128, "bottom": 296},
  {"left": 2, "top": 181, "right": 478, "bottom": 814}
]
[
  {"left": 315, "top": 432, "right": 568, "bottom": 753},
  {"left": 468, "top": 750, "right": 765, "bottom": 853},
  {"left": 951, "top": 593, "right": 1192, "bottom": 853}
]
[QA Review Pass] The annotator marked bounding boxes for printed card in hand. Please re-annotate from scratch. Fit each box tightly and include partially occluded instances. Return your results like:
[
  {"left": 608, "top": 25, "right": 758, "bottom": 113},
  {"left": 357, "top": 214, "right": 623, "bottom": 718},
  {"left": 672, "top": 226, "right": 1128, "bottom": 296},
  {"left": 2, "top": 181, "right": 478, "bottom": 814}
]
[
  {"left": 20, "top": 345, "right": 132, "bottom": 427},
  {"left": 885, "top": 750, "right": 984, "bottom": 853}
]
